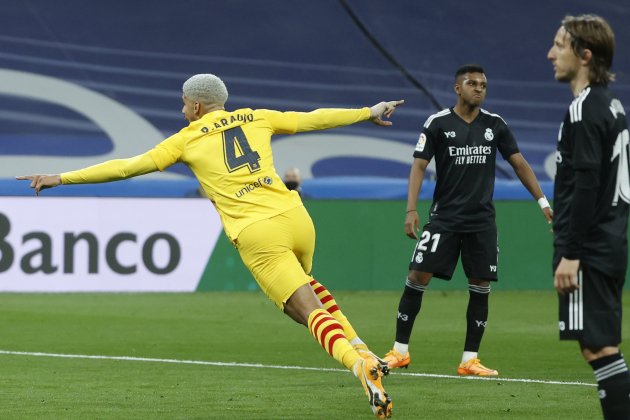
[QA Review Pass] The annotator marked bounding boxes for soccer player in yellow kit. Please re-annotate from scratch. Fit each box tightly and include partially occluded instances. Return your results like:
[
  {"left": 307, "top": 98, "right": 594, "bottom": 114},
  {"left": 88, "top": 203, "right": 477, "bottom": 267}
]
[{"left": 17, "top": 74, "right": 403, "bottom": 418}]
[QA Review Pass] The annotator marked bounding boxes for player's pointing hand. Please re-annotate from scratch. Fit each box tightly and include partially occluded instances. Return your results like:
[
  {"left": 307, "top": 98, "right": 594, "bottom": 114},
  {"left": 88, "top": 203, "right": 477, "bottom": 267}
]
[
  {"left": 370, "top": 100, "right": 404, "bottom": 126},
  {"left": 15, "top": 174, "right": 62, "bottom": 196}
]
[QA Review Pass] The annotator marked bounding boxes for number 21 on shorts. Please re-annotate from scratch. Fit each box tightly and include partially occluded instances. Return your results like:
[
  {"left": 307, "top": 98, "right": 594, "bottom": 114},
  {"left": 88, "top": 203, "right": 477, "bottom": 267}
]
[{"left": 417, "top": 231, "right": 441, "bottom": 253}]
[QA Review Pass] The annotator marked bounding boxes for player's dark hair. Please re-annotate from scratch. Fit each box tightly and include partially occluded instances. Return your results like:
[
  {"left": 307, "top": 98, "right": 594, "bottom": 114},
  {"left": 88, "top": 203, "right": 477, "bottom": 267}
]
[
  {"left": 562, "top": 14, "right": 615, "bottom": 84},
  {"left": 454, "top": 64, "right": 485, "bottom": 81}
]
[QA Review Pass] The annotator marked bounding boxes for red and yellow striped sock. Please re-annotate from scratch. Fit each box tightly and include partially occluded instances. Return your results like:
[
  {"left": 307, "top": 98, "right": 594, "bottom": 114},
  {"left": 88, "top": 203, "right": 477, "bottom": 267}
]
[
  {"left": 307, "top": 308, "right": 360, "bottom": 371},
  {"left": 310, "top": 279, "right": 359, "bottom": 343}
]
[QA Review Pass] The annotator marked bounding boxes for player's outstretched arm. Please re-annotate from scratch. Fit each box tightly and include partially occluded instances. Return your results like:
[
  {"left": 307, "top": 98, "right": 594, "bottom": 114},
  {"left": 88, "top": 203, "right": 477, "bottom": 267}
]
[
  {"left": 16, "top": 153, "right": 159, "bottom": 196},
  {"left": 291, "top": 99, "right": 404, "bottom": 133},
  {"left": 15, "top": 174, "right": 61, "bottom": 196},
  {"left": 369, "top": 100, "right": 405, "bottom": 126}
]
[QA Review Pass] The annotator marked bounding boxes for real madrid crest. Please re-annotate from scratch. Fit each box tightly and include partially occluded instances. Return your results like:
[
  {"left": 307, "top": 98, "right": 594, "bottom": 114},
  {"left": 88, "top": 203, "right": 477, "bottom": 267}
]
[{"left": 484, "top": 128, "right": 494, "bottom": 141}]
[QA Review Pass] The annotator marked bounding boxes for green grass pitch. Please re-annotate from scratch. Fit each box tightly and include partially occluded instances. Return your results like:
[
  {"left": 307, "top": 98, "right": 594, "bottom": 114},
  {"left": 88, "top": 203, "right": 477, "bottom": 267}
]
[{"left": 0, "top": 290, "right": 627, "bottom": 419}]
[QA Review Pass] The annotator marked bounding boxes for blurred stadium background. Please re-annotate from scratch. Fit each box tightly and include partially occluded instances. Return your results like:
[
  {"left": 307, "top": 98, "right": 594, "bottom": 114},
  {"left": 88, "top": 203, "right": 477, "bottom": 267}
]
[{"left": 0, "top": 0, "right": 628, "bottom": 290}]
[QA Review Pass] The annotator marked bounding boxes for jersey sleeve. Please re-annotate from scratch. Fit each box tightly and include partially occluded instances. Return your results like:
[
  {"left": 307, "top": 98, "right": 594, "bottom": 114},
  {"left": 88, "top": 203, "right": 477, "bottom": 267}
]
[
  {"left": 497, "top": 120, "right": 520, "bottom": 160},
  {"left": 256, "top": 109, "right": 299, "bottom": 134},
  {"left": 61, "top": 152, "right": 158, "bottom": 184},
  {"left": 571, "top": 101, "right": 604, "bottom": 170},
  {"left": 61, "top": 130, "right": 186, "bottom": 183},
  {"left": 413, "top": 120, "right": 436, "bottom": 161},
  {"left": 294, "top": 108, "right": 370, "bottom": 132},
  {"left": 147, "top": 131, "right": 187, "bottom": 171},
  {"left": 258, "top": 107, "right": 370, "bottom": 135}
]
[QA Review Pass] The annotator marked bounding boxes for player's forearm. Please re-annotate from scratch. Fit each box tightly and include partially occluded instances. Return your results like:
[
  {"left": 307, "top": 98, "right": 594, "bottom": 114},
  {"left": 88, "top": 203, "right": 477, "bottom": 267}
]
[
  {"left": 61, "top": 153, "right": 158, "bottom": 184},
  {"left": 406, "top": 162, "right": 426, "bottom": 211},
  {"left": 514, "top": 162, "right": 545, "bottom": 200},
  {"left": 294, "top": 108, "right": 370, "bottom": 132}
]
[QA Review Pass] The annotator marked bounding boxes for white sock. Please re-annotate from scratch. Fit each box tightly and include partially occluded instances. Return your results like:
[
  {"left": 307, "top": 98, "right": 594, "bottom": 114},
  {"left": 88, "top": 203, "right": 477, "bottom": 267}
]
[
  {"left": 462, "top": 351, "right": 478, "bottom": 363},
  {"left": 393, "top": 342, "right": 409, "bottom": 355},
  {"left": 350, "top": 337, "right": 365, "bottom": 346}
]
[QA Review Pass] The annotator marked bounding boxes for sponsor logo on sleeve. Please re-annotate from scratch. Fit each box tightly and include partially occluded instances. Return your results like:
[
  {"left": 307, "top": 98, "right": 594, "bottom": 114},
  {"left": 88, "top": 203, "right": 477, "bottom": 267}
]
[{"left": 415, "top": 133, "right": 427, "bottom": 152}]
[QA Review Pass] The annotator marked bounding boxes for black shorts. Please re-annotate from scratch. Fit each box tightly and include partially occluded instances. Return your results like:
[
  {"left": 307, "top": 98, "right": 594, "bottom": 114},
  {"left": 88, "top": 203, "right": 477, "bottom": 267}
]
[
  {"left": 408, "top": 224, "right": 498, "bottom": 281},
  {"left": 557, "top": 262, "right": 624, "bottom": 347}
]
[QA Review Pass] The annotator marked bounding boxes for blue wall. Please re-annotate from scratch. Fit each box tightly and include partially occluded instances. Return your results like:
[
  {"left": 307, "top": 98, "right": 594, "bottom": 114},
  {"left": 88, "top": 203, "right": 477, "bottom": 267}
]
[{"left": 1, "top": 0, "right": 628, "bottom": 188}]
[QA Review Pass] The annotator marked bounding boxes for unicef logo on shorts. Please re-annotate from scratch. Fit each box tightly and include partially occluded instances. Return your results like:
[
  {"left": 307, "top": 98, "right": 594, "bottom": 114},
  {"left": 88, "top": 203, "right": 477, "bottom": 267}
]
[
  {"left": 415, "top": 252, "right": 424, "bottom": 264},
  {"left": 484, "top": 128, "right": 494, "bottom": 141},
  {"left": 263, "top": 177, "right": 273, "bottom": 185}
]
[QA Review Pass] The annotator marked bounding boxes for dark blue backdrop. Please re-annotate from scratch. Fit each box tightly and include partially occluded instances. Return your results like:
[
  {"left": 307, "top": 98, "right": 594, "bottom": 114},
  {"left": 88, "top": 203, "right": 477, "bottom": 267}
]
[{"left": 1, "top": 0, "right": 628, "bottom": 194}]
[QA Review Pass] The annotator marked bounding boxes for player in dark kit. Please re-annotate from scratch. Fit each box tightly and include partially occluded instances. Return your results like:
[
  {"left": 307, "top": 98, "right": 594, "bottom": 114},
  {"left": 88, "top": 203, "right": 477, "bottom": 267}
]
[
  {"left": 548, "top": 14, "right": 630, "bottom": 418},
  {"left": 383, "top": 64, "right": 553, "bottom": 376}
]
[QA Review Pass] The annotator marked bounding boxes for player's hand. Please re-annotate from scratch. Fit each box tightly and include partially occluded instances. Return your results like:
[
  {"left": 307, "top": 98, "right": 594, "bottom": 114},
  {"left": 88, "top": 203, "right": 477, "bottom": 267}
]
[
  {"left": 15, "top": 174, "right": 62, "bottom": 196},
  {"left": 553, "top": 257, "right": 580, "bottom": 295},
  {"left": 542, "top": 206, "right": 553, "bottom": 224},
  {"left": 404, "top": 210, "right": 419, "bottom": 240},
  {"left": 369, "top": 100, "right": 404, "bottom": 126}
]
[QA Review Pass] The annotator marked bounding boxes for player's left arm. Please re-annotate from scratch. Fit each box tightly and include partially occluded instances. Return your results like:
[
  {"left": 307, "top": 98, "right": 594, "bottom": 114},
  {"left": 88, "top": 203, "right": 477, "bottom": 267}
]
[
  {"left": 554, "top": 103, "right": 603, "bottom": 294},
  {"left": 553, "top": 164, "right": 598, "bottom": 294},
  {"left": 553, "top": 165, "right": 598, "bottom": 295},
  {"left": 507, "top": 152, "right": 553, "bottom": 223},
  {"left": 260, "top": 100, "right": 403, "bottom": 134},
  {"left": 293, "top": 100, "right": 404, "bottom": 132}
]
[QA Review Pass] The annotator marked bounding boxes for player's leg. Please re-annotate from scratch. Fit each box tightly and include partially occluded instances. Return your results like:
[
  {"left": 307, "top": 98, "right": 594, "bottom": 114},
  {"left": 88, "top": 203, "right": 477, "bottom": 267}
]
[
  {"left": 287, "top": 208, "right": 362, "bottom": 358},
  {"left": 292, "top": 210, "right": 379, "bottom": 361},
  {"left": 238, "top": 210, "right": 359, "bottom": 369},
  {"left": 384, "top": 226, "right": 460, "bottom": 369},
  {"left": 288, "top": 207, "right": 392, "bottom": 418},
  {"left": 307, "top": 278, "right": 389, "bottom": 368},
  {"left": 283, "top": 284, "right": 357, "bottom": 367},
  {"left": 582, "top": 345, "right": 630, "bottom": 419},
  {"left": 561, "top": 264, "right": 630, "bottom": 418},
  {"left": 308, "top": 279, "right": 360, "bottom": 344},
  {"left": 383, "top": 270, "right": 431, "bottom": 369},
  {"left": 458, "top": 227, "right": 498, "bottom": 376},
  {"left": 284, "top": 285, "right": 392, "bottom": 418},
  {"left": 239, "top": 207, "right": 392, "bottom": 418},
  {"left": 307, "top": 278, "right": 382, "bottom": 361}
]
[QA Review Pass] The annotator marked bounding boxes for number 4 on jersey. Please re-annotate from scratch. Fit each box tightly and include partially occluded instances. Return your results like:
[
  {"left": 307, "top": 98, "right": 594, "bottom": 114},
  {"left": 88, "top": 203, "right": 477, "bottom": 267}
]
[{"left": 222, "top": 127, "right": 261, "bottom": 173}]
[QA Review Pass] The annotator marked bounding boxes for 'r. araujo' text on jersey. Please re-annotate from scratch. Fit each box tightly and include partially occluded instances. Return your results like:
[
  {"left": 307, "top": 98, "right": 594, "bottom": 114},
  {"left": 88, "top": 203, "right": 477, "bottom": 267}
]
[
  {"left": 414, "top": 107, "right": 520, "bottom": 232},
  {"left": 553, "top": 84, "right": 630, "bottom": 277}
]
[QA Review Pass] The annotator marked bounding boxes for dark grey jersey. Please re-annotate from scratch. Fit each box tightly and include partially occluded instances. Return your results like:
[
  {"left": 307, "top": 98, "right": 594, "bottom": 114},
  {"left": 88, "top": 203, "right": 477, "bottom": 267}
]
[
  {"left": 413, "top": 107, "right": 519, "bottom": 232},
  {"left": 553, "top": 84, "right": 629, "bottom": 276}
]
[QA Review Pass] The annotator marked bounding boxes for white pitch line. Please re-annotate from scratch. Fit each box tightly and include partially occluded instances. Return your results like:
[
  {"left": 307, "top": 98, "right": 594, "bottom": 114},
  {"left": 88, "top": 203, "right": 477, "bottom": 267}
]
[{"left": 0, "top": 349, "right": 595, "bottom": 387}]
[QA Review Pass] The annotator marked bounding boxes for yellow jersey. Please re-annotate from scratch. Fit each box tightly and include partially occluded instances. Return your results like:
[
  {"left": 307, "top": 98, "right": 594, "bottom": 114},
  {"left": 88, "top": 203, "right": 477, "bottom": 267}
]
[{"left": 62, "top": 107, "right": 370, "bottom": 241}]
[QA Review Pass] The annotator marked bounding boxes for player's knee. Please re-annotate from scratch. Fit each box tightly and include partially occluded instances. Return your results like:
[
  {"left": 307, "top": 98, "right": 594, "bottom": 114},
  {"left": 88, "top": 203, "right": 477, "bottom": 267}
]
[
  {"left": 579, "top": 343, "right": 620, "bottom": 361},
  {"left": 468, "top": 279, "right": 490, "bottom": 287},
  {"left": 408, "top": 270, "right": 432, "bottom": 285},
  {"left": 284, "top": 284, "right": 321, "bottom": 325}
]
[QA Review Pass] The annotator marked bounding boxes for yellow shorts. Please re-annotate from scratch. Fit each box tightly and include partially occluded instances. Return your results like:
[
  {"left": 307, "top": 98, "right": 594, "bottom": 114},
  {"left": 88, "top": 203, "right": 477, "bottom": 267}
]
[{"left": 236, "top": 205, "right": 315, "bottom": 310}]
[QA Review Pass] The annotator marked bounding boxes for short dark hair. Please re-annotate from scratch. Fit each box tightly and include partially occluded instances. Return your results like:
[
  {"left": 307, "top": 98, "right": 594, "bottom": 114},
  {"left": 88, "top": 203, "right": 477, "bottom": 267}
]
[
  {"left": 562, "top": 14, "right": 615, "bottom": 84},
  {"left": 455, "top": 64, "right": 485, "bottom": 81}
]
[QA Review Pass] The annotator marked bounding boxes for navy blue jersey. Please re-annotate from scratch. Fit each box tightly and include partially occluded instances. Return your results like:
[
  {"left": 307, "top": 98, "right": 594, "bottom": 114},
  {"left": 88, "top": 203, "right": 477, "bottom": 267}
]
[
  {"left": 553, "top": 84, "right": 629, "bottom": 277},
  {"left": 413, "top": 108, "right": 519, "bottom": 232}
]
